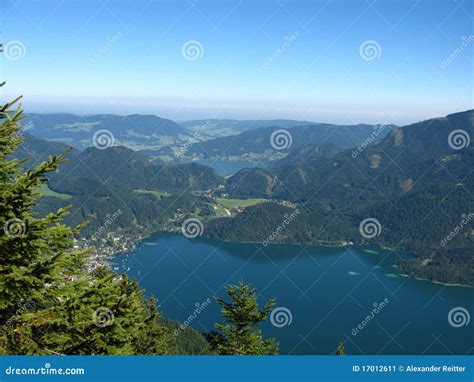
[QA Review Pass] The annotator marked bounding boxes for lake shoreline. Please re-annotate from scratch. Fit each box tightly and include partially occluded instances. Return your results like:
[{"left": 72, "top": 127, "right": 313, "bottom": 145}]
[
  {"left": 112, "top": 232, "right": 474, "bottom": 355},
  {"left": 108, "top": 228, "right": 473, "bottom": 289},
  {"left": 393, "top": 264, "right": 473, "bottom": 288}
]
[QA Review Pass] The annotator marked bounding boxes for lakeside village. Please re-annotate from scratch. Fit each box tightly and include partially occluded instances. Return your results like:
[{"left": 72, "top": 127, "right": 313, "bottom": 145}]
[
  {"left": 72, "top": 193, "right": 254, "bottom": 272},
  {"left": 74, "top": 207, "right": 193, "bottom": 273},
  {"left": 72, "top": 209, "right": 145, "bottom": 273},
  {"left": 74, "top": 193, "right": 357, "bottom": 273},
  {"left": 75, "top": 232, "right": 145, "bottom": 273}
]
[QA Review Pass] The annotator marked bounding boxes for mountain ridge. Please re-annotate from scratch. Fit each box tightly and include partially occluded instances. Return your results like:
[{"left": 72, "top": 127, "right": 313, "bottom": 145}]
[{"left": 204, "top": 109, "right": 474, "bottom": 285}]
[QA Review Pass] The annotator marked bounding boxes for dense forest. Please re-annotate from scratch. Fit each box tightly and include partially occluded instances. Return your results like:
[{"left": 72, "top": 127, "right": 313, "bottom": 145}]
[
  {"left": 16, "top": 107, "right": 474, "bottom": 287},
  {"left": 0, "top": 92, "right": 278, "bottom": 355},
  {"left": 206, "top": 110, "right": 474, "bottom": 286}
]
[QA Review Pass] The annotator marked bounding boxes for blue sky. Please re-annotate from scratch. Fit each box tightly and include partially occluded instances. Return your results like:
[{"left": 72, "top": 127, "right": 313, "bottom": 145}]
[{"left": 1, "top": 0, "right": 473, "bottom": 125}]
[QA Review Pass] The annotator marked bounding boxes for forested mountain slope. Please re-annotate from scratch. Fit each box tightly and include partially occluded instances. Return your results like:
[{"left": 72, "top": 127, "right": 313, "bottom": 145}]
[{"left": 205, "top": 110, "right": 474, "bottom": 285}]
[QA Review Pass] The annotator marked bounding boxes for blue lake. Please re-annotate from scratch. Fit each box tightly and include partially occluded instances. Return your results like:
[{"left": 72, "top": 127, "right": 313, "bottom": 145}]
[
  {"left": 112, "top": 232, "right": 473, "bottom": 355},
  {"left": 195, "top": 159, "right": 266, "bottom": 176}
]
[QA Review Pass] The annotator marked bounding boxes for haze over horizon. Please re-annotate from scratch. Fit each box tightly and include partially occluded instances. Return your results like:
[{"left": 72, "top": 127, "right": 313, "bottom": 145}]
[
  {"left": 15, "top": 100, "right": 474, "bottom": 128},
  {"left": 1, "top": 0, "right": 473, "bottom": 125}
]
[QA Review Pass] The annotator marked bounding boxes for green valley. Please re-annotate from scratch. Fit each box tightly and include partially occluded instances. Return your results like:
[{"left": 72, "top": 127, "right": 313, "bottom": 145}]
[
  {"left": 216, "top": 198, "right": 267, "bottom": 209},
  {"left": 15, "top": 110, "right": 474, "bottom": 287}
]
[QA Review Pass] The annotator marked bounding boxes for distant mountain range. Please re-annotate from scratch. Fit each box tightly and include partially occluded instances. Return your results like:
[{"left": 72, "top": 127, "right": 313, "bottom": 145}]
[
  {"left": 25, "top": 113, "right": 188, "bottom": 151},
  {"left": 16, "top": 109, "right": 474, "bottom": 286},
  {"left": 23, "top": 113, "right": 396, "bottom": 164},
  {"left": 181, "top": 123, "right": 395, "bottom": 161},
  {"left": 50, "top": 146, "right": 223, "bottom": 193},
  {"left": 15, "top": 134, "right": 221, "bottom": 245},
  {"left": 24, "top": 114, "right": 316, "bottom": 152},
  {"left": 181, "top": 118, "right": 315, "bottom": 136},
  {"left": 205, "top": 110, "right": 474, "bottom": 285},
  {"left": 15, "top": 131, "right": 80, "bottom": 167},
  {"left": 221, "top": 112, "right": 473, "bottom": 202}
]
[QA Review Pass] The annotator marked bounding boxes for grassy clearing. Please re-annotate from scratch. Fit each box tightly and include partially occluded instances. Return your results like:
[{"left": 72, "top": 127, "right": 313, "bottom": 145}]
[
  {"left": 134, "top": 189, "right": 171, "bottom": 198},
  {"left": 37, "top": 183, "right": 72, "bottom": 200},
  {"left": 216, "top": 198, "right": 266, "bottom": 209}
]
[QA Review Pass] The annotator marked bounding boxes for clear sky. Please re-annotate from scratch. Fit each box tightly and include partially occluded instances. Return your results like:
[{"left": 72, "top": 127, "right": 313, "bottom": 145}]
[{"left": 1, "top": 0, "right": 473, "bottom": 125}]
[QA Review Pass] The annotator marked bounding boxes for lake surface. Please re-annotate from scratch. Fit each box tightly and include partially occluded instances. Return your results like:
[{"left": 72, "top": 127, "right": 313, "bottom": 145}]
[
  {"left": 112, "top": 232, "right": 473, "bottom": 355},
  {"left": 195, "top": 159, "right": 266, "bottom": 176}
]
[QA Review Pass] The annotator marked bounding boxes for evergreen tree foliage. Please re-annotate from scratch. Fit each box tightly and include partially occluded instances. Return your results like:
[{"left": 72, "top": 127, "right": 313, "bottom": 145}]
[
  {"left": 214, "top": 281, "right": 278, "bottom": 355},
  {"left": 0, "top": 93, "right": 85, "bottom": 349},
  {"left": 0, "top": 91, "right": 280, "bottom": 356},
  {"left": 0, "top": 93, "right": 177, "bottom": 355},
  {"left": 336, "top": 342, "right": 345, "bottom": 355}
]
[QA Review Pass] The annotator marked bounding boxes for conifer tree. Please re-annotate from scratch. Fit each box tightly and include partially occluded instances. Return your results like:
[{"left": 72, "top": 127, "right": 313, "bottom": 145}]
[
  {"left": 214, "top": 281, "right": 278, "bottom": 355},
  {"left": 0, "top": 91, "right": 279, "bottom": 356},
  {"left": 336, "top": 342, "right": 345, "bottom": 355},
  {"left": 0, "top": 91, "right": 176, "bottom": 355},
  {"left": 0, "top": 92, "right": 85, "bottom": 345},
  {"left": 132, "top": 295, "right": 178, "bottom": 355}
]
